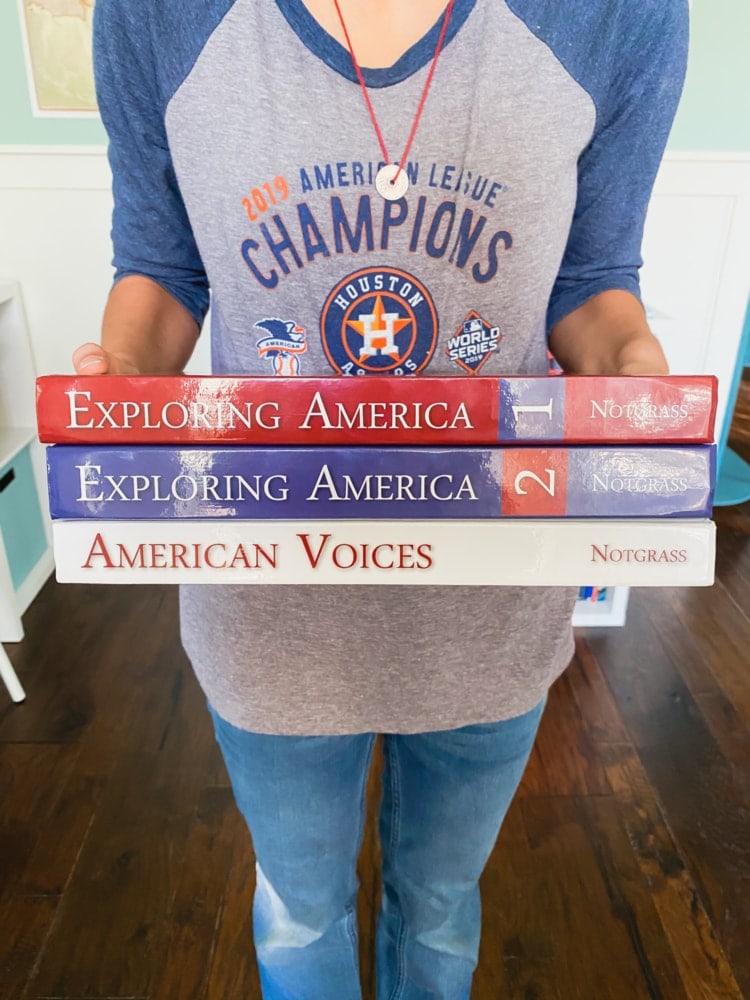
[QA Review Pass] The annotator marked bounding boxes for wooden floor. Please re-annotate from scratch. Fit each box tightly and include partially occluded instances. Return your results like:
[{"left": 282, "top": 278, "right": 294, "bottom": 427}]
[{"left": 2, "top": 380, "right": 749, "bottom": 999}]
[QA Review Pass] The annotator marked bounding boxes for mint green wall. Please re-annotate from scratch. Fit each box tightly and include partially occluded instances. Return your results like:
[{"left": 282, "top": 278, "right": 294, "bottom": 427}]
[
  {"left": 0, "top": 0, "right": 748, "bottom": 150},
  {"left": 669, "top": 0, "right": 750, "bottom": 151},
  {"left": 0, "top": 2, "right": 106, "bottom": 145}
]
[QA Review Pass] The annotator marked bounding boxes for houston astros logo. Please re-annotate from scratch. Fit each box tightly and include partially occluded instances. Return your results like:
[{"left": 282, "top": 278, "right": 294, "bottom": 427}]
[{"left": 320, "top": 267, "right": 438, "bottom": 375}]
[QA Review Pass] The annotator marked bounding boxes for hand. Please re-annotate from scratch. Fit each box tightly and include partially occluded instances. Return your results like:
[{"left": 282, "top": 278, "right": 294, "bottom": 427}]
[
  {"left": 549, "top": 291, "right": 670, "bottom": 376},
  {"left": 72, "top": 342, "right": 141, "bottom": 376},
  {"left": 616, "top": 357, "right": 670, "bottom": 377}
]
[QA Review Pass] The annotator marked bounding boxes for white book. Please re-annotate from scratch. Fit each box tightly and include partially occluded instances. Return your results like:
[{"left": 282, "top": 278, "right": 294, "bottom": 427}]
[{"left": 52, "top": 518, "right": 716, "bottom": 587}]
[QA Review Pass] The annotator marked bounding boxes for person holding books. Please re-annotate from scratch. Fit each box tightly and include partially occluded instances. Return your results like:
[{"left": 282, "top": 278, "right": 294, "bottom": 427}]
[{"left": 73, "top": 1, "right": 688, "bottom": 996}]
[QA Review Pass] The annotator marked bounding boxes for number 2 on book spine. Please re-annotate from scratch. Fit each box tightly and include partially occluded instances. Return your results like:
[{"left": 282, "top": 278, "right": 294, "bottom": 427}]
[
  {"left": 502, "top": 450, "right": 568, "bottom": 515},
  {"left": 514, "top": 469, "right": 556, "bottom": 496}
]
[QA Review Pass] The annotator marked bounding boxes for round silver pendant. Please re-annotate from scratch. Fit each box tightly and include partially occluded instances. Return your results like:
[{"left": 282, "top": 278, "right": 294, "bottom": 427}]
[{"left": 375, "top": 163, "right": 409, "bottom": 200}]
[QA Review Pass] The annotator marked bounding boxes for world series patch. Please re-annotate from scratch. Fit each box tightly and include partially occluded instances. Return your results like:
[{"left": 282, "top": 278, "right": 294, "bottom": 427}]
[
  {"left": 446, "top": 310, "right": 502, "bottom": 373},
  {"left": 320, "top": 267, "right": 438, "bottom": 376}
]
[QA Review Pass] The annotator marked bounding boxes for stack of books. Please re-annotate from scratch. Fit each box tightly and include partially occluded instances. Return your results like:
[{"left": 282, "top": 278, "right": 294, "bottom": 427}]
[{"left": 35, "top": 374, "right": 718, "bottom": 587}]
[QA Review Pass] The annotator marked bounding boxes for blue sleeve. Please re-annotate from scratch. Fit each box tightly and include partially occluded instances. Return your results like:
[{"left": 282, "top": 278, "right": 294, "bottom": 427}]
[
  {"left": 93, "top": 0, "right": 210, "bottom": 326},
  {"left": 544, "top": 0, "right": 689, "bottom": 333}
]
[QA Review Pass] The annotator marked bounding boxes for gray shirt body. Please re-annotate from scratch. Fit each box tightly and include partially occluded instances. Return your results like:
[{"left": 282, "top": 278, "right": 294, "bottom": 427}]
[{"left": 94, "top": 0, "right": 688, "bottom": 733}]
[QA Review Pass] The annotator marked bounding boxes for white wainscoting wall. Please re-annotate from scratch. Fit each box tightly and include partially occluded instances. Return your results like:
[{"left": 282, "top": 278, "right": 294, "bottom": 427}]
[
  {"left": 0, "top": 145, "right": 211, "bottom": 378},
  {"left": 640, "top": 153, "right": 750, "bottom": 438}
]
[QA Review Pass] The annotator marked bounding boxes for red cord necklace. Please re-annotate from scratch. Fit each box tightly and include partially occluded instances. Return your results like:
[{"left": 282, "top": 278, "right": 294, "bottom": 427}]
[{"left": 332, "top": 0, "right": 455, "bottom": 200}]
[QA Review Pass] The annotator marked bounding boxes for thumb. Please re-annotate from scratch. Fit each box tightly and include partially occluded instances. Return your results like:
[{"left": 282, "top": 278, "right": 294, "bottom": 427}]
[
  {"left": 72, "top": 343, "right": 139, "bottom": 375},
  {"left": 72, "top": 343, "right": 110, "bottom": 374}
]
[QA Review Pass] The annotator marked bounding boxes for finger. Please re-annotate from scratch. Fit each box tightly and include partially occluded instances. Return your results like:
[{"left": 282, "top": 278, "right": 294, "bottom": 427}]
[{"left": 72, "top": 343, "right": 110, "bottom": 374}]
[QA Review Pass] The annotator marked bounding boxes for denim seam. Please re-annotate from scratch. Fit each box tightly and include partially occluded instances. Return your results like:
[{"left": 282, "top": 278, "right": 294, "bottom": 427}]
[
  {"left": 344, "top": 900, "right": 359, "bottom": 966},
  {"left": 385, "top": 737, "right": 408, "bottom": 1000},
  {"left": 347, "top": 734, "right": 377, "bottom": 958}
]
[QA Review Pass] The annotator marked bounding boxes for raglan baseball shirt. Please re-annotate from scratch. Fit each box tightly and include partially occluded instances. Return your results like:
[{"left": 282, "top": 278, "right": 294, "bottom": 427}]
[{"left": 93, "top": 0, "right": 688, "bottom": 735}]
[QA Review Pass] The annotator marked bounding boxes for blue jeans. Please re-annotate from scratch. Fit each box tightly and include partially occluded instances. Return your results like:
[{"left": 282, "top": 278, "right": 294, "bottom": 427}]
[{"left": 210, "top": 699, "right": 545, "bottom": 1000}]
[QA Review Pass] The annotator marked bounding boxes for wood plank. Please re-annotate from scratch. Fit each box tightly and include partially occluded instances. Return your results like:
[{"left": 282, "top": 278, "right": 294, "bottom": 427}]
[
  {"left": 150, "top": 785, "right": 240, "bottom": 1000},
  {"left": 0, "top": 743, "right": 80, "bottom": 898},
  {"left": 0, "top": 582, "right": 175, "bottom": 745},
  {"left": 476, "top": 803, "right": 563, "bottom": 998},
  {"left": 655, "top": 582, "right": 750, "bottom": 724},
  {"left": 520, "top": 670, "right": 611, "bottom": 797},
  {"left": 713, "top": 517, "right": 750, "bottom": 607},
  {"left": 0, "top": 893, "right": 58, "bottom": 1000},
  {"left": 630, "top": 588, "right": 750, "bottom": 767},
  {"left": 25, "top": 746, "right": 192, "bottom": 997},
  {"left": 25, "top": 658, "right": 218, "bottom": 998},
  {"left": 713, "top": 501, "right": 750, "bottom": 549},
  {"left": 600, "top": 741, "right": 744, "bottom": 1000},
  {"left": 566, "top": 635, "right": 631, "bottom": 745},
  {"left": 692, "top": 691, "right": 750, "bottom": 770},
  {"left": 480, "top": 796, "right": 673, "bottom": 999},
  {"left": 14, "top": 770, "right": 105, "bottom": 898},
  {"left": 205, "top": 821, "right": 261, "bottom": 1000},
  {"left": 585, "top": 603, "right": 750, "bottom": 996},
  {"left": 578, "top": 793, "right": 689, "bottom": 998}
]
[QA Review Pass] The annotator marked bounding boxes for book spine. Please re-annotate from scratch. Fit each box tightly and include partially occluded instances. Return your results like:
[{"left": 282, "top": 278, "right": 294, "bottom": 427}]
[
  {"left": 51, "top": 518, "right": 717, "bottom": 587},
  {"left": 36, "top": 374, "right": 718, "bottom": 445},
  {"left": 45, "top": 444, "right": 716, "bottom": 519}
]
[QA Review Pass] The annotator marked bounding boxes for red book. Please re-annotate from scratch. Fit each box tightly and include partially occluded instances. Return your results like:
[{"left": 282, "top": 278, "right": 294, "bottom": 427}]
[{"left": 35, "top": 374, "right": 717, "bottom": 445}]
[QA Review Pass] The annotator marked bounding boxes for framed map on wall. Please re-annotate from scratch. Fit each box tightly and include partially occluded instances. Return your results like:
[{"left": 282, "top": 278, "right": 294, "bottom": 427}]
[{"left": 18, "top": 0, "right": 98, "bottom": 116}]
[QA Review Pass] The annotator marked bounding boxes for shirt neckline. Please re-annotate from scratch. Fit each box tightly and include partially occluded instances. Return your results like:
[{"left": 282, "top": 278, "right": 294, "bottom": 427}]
[{"left": 275, "top": 0, "right": 477, "bottom": 88}]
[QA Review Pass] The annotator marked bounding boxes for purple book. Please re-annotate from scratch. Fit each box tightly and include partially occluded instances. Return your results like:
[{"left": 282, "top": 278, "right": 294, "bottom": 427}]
[{"left": 46, "top": 444, "right": 716, "bottom": 519}]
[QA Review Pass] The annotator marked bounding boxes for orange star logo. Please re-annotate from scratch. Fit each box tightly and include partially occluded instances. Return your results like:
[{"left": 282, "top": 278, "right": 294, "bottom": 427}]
[{"left": 347, "top": 295, "right": 411, "bottom": 362}]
